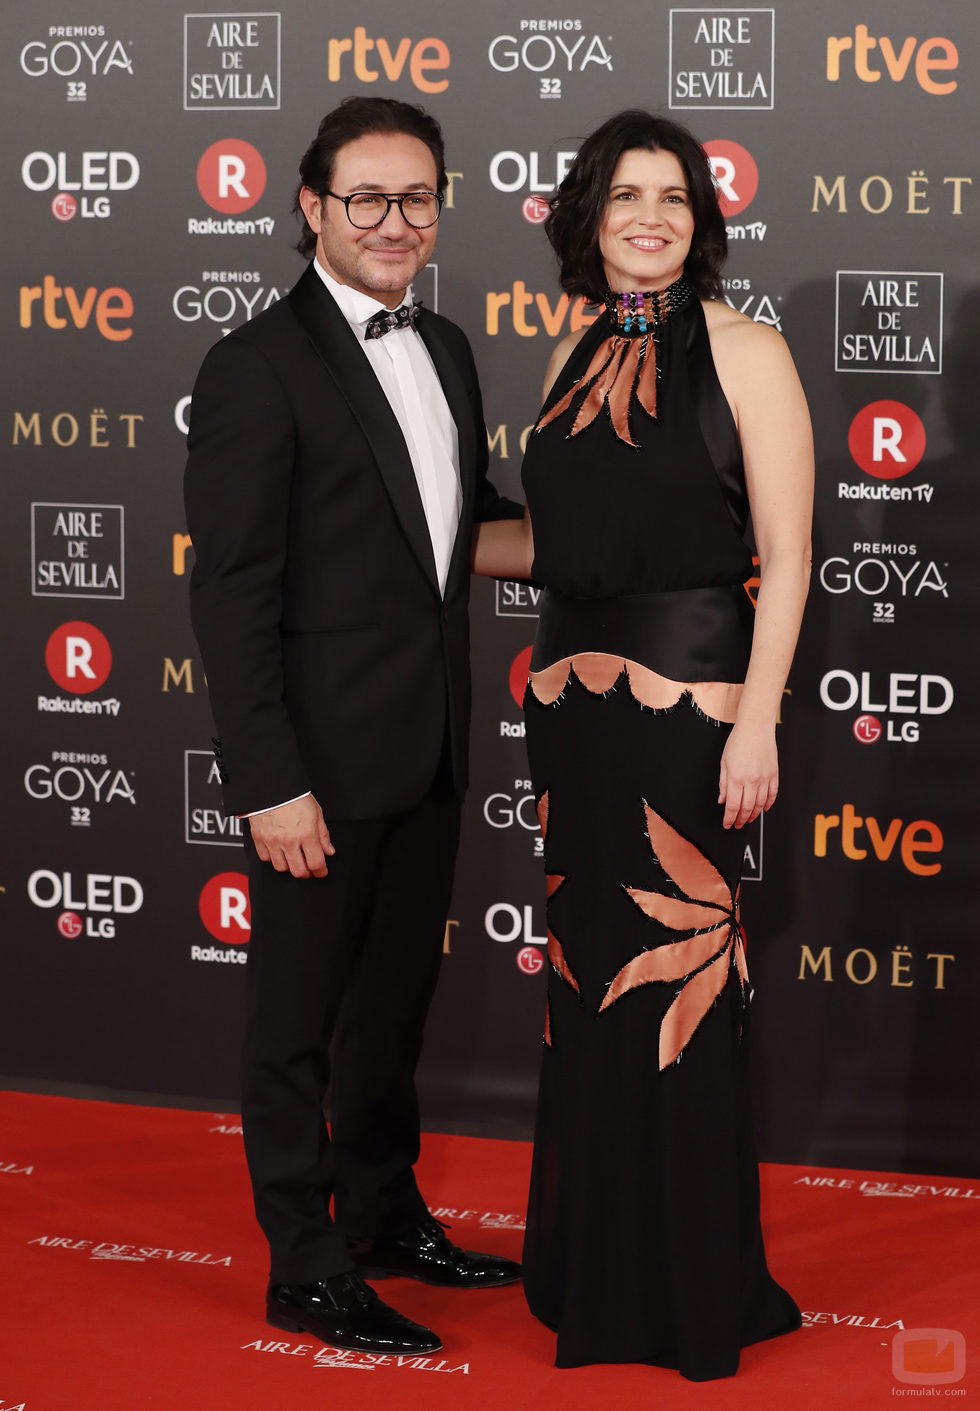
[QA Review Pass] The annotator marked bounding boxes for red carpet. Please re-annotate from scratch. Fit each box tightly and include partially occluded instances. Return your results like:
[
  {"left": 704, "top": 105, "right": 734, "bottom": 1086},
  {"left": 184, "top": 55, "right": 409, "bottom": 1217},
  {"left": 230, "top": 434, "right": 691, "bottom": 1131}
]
[{"left": 1, "top": 1091, "right": 976, "bottom": 1408}]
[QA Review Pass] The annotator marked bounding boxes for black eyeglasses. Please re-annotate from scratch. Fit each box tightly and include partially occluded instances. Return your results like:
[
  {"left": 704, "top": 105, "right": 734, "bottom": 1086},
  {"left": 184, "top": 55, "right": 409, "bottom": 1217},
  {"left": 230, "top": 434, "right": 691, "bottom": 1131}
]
[{"left": 326, "top": 190, "right": 444, "bottom": 230}]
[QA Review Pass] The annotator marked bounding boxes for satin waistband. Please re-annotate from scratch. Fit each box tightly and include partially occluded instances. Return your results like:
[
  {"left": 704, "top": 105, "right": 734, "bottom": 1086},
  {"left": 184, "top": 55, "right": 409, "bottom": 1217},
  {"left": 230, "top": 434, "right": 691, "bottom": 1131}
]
[{"left": 531, "top": 585, "right": 753, "bottom": 684}]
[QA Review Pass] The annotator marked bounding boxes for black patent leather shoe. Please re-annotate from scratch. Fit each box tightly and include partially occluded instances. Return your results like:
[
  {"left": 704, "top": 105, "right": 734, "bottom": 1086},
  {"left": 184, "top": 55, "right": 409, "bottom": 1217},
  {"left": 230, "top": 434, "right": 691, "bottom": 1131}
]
[
  {"left": 266, "top": 1272, "right": 441, "bottom": 1354},
  {"left": 353, "top": 1217, "right": 522, "bottom": 1288}
]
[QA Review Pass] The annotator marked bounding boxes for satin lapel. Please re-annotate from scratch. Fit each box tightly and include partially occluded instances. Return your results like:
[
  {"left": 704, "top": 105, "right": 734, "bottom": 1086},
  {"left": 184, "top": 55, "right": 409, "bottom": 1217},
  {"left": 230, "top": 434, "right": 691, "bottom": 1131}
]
[
  {"left": 289, "top": 265, "right": 439, "bottom": 591},
  {"left": 416, "top": 310, "right": 475, "bottom": 591}
]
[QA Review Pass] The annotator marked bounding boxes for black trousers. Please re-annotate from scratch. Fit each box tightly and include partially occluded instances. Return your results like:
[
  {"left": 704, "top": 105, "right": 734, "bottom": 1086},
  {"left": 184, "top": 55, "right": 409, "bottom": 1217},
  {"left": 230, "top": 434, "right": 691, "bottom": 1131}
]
[{"left": 240, "top": 783, "right": 461, "bottom": 1283}]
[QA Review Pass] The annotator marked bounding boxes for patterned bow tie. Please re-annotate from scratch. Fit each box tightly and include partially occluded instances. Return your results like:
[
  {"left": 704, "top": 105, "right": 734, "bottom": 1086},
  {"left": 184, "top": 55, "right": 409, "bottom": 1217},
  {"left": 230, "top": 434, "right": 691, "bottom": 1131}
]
[{"left": 364, "top": 302, "right": 421, "bottom": 340}]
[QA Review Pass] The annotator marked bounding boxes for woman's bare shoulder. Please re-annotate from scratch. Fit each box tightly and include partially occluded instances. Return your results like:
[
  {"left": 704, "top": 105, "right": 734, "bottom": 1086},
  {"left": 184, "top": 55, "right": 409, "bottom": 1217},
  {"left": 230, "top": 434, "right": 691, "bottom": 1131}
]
[{"left": 702, "top": 297, "right": 787, "bottom": 357}]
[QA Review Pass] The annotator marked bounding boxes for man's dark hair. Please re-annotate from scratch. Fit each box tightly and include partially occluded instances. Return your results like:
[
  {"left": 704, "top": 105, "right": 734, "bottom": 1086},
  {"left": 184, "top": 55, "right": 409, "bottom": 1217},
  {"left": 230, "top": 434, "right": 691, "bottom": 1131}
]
[
  {"left": 544, "top": 109, "right": 727, "bottom": 302},
  {"left": 294, "top": 97, "right": 447, "bottom": 258}
]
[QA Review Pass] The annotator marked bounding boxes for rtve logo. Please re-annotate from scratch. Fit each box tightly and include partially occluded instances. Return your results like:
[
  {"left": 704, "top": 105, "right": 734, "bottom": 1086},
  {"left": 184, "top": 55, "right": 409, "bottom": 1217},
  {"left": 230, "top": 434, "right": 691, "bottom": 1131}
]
[
  {"left": 19, "top": 276, "right": 133, "bottom": 341},
  {"left": 848, "top": 401, "right": 926, "bottom": 480},
  {"left": 814, "top": 806, "right": 942, "bottom": 876},
  {"left": 486, "top": 284, "right": 597, "bottom": 338},
  {"left": 197, "top": 139, "right": 266, "bottom": 213},
  {"left": 327, "top": 28, "right": 449, "bottom": 93},
  {"left": 45, "top": 621, "right": 112, "bottom": 693},
  {"left": 826, "top": 26, "right": 958, "bottom": 94}
]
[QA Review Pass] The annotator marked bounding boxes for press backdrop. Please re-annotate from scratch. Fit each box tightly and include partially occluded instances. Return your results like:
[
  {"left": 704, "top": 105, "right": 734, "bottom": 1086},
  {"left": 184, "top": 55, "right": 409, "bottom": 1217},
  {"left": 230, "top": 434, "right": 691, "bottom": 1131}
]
[{"left": 2, "top": 0, "right": 977, "bottom": 1175}]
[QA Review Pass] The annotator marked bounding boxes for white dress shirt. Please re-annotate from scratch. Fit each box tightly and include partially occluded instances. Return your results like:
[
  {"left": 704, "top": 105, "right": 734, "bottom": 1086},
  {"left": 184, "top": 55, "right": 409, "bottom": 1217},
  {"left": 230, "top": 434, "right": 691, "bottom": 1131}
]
[{"left": 245, "top": 260, "right": 463, "bottom": 819}]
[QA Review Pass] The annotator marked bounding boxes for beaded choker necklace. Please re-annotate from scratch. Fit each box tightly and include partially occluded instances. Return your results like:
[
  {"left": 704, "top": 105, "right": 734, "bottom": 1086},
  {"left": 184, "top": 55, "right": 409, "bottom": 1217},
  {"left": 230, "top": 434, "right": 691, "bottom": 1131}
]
[
  {"left": 533, "top": 275, "right": 696, "bottom": 447},
  {"left": 602, "top": 276, "right": 695, "bottom": 335}
]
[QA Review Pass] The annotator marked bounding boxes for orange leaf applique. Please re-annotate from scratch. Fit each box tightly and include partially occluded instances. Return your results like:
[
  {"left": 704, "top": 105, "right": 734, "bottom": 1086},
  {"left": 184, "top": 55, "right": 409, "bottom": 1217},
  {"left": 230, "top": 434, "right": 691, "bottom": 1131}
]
[{"left": 601, "top": 803, "right": 748, "bottom": 1068}]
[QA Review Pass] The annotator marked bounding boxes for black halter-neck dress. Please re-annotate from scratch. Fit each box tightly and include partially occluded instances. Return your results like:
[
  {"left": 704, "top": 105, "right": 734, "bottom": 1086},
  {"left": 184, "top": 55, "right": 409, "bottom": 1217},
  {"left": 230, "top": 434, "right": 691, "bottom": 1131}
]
[{"left": 519, "top": 293, "right": 801, "bottom": 1380}]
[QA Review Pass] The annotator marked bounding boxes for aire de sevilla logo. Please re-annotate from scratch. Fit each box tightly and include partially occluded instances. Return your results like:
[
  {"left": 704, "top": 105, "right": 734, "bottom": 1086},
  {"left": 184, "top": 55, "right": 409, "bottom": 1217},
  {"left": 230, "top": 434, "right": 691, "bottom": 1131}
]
[
  {"left": 197, "top": 139, "right": 266, "bottom": 213},
  {"left": 704, "top": 139, "right": 758, "bottom": 217},
  {"left": 45, "top": 621, "right": 111, "bottom": 693}
]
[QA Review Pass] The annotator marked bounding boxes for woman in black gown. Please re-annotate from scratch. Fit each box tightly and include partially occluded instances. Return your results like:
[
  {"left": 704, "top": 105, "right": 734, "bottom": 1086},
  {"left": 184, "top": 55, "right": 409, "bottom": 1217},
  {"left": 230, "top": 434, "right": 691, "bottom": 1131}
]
[{"left": 475, "top": 110, "right": 812, "bottom": 1381}]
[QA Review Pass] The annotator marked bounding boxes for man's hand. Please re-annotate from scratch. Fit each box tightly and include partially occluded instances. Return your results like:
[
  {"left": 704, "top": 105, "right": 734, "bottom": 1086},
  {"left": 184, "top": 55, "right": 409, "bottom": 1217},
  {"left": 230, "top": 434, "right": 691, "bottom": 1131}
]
[{"left": 248, "top": 795, "right": 335, "bottom": 878}]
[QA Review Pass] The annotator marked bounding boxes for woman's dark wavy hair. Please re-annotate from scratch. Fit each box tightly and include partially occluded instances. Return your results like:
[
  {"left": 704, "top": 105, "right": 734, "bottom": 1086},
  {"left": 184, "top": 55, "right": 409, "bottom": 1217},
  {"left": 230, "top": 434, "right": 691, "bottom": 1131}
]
[
  {"left": 294, "top": 97, "right": 447, "bottom": 258},
  {"left": 544, "top": 109, "right": 726, "bottom": 301}
]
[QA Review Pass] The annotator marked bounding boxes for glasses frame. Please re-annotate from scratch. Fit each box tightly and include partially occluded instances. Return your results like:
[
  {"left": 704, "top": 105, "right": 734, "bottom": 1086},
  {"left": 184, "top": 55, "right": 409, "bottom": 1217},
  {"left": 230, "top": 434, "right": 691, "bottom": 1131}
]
[{"left": 325, "top": 189, "right": 445, "bottom": 230}]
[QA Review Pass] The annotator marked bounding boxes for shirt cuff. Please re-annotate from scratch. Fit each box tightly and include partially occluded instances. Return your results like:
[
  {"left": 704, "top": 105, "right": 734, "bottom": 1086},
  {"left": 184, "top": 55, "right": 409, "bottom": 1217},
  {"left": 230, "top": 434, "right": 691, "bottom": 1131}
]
[{"left": 240, "top": 792, "right": 312, "bottom": 819}]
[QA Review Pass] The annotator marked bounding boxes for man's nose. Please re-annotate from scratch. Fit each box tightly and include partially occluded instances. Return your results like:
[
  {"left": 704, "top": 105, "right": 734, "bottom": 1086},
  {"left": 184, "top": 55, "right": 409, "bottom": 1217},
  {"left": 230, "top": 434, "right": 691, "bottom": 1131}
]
[{"left": 377, "top": 200, "right": 415, "bottom": 236}]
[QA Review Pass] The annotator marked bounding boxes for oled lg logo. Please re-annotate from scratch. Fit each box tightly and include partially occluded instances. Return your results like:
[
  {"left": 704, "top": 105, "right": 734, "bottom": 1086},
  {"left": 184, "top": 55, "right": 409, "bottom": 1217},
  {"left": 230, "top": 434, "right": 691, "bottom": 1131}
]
[
  {"left": 22, "top": 150, "right": 139, "bottom": 221},
  {"left": 193, "top": 872, "right": 250, "bottom": 964},
  {"left": 839, "top": 402, "right": 932, "bottom": 504},
  {"left": 485, "top": 901, "right": 547, "bottom": 974},
  {"left": 821, "top": 669, "right": 952, "bottom": 745},
  {"left": 191, "top": 139, "right": 274, "bottom": 237},
  {"left": 488, "top": 149, "right": 576, "bottom": 223},
  {"left": 28, "top": 868, "right": 144, "bottom": 940}
]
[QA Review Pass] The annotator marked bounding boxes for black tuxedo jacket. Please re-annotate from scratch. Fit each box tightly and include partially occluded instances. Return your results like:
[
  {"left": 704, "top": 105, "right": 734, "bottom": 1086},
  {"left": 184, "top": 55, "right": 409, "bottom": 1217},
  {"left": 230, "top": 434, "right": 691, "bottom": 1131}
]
[{"left": 184, "top": 263, "right": 519, "bottom": 820}]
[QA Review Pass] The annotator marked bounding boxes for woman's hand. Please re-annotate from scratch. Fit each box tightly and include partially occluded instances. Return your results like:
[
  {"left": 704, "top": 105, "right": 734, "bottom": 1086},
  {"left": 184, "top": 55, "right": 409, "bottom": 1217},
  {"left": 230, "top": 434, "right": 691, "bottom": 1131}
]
[{"left": 718, "top": 720, "right": 778, "bottom": 830}]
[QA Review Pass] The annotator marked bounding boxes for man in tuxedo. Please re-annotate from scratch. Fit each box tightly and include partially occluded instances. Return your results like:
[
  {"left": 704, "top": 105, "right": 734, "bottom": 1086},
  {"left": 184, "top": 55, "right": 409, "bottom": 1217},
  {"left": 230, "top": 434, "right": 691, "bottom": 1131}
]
[{"left": 184, "top": 98, "right": 522, "bottom": 1355}]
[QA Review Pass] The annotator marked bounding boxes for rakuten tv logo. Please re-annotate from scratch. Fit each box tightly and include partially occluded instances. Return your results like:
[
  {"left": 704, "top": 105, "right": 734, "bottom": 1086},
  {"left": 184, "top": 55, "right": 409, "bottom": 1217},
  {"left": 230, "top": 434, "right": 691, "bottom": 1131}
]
[
  {"left": 45, "top": 622, "right": 112, "bottom": 693},
  {"left": 840, "top": 402, "right": 933, "bottom": 505},
  {"left": 704, "top": 139, "right": 758, "bottom": 216},
  {"left": 194, "top": 873, "right": 250, "bottom": 965},
  {"left": 197, "top": 139, "right": 266, "bottom": 213}
]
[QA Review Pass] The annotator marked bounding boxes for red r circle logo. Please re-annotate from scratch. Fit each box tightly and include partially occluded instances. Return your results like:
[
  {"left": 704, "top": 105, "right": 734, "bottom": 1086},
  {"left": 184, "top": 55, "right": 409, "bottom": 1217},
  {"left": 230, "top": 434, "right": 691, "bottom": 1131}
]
[
  {"left": 196, "top": 139, "right": 267, "bottom": 214},
  {"left": 703, "top": 140, "right": 758, "bottom": 217},
  {"left": 198, "top": 873, "right": 251, "bottom": 943},
  {"left": 45, "top": 622, "right": 112, "bottom": 694},
  {"left": 509, "top": 646, "right": 534, "bottom": 709},
  {"left": 848, "top": 401, "right": 926, "bottom": 480}
]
